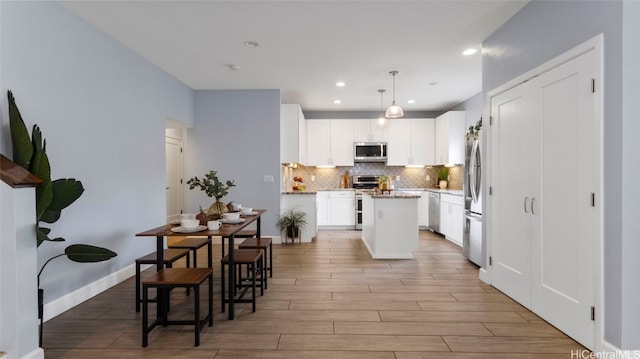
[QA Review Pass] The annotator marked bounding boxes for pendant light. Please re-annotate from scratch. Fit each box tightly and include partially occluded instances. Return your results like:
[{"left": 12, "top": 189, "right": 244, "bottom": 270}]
[
  {"left": 377, "top": 89, "right": 387, "bottom": 126},
  {"left": 385, "top": 70, "right": 404, "bottom": 119}
]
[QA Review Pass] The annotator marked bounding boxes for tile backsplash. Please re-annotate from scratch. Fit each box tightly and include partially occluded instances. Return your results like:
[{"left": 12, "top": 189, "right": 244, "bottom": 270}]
[{"left": 282, "top": 163, "right": 463, "bottom": 191}]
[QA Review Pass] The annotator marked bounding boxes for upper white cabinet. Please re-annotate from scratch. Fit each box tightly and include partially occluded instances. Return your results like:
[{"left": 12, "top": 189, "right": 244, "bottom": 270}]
[
  {"left": 386, "top": 118, "right": 435, "bottom": 166},
  {"left": 353, "top": 119, "right": 387, "bottom": 142},
  {"left": 435, "top": 111, "right": 466, "bottom": 165},
  {"left": 306, "top": 120, "right": 354, "bottom": 166},
  {"left": 280, "top": 104, "right": 307, "bottom": 164}
]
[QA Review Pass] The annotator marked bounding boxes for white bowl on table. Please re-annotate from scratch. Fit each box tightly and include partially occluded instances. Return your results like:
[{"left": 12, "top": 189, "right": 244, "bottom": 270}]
[
  {"left": 180, "top": 219, "right": 200, "bottom": 229},
  {"left": 223, "top": 212, "right": 241, "bottom": 221},
  {"left": 231, "top": 203, "right": 242, "bottom": 212},
  {"left": 240, "top": 207, "right": 253, "bottom": 215}
]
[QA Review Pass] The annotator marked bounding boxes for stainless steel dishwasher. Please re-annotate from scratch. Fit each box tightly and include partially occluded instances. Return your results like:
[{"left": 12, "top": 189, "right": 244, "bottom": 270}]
[{"left": 427, "top": 191, "right": 440, "bottom": 233}]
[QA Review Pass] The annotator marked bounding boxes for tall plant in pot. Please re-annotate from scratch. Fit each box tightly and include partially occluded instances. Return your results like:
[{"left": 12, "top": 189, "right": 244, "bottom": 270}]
[
  {"left": 8, "top": 91, "right": 117, "bottom": 345},
  {"left": 276, "top": 208, "right": 307, "bottom": 244},
  {"left": 187, "top": 170, "right": 236, "bottom": 218}
]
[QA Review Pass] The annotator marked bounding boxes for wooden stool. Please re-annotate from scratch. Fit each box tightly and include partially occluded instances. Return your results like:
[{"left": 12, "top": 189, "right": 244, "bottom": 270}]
[
  {"left": 220, "top": 230, "right": 256, "bottom": 257},
  {"left": 168, "top": 237, "right": 212, "bottom": 268},
  {"left": 141, "top": 268, "right": 213, "bottom": 347},
  {"left": 135, "top": 249, "right": 189, "bottom": 312},
  {"left": 220, "top": 249, "right": 264, "bottom": 313},
  {"left": 238, "top": 237, "right": 273, "bottom": 280}
]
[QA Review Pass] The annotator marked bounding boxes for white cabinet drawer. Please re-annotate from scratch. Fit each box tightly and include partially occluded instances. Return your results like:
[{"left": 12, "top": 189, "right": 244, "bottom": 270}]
[
  {"left": 329, "top": 191, "right": 355, "bottom": 199},
  {"left": 441, "top": 193, "right": 463, "bottom": 206}
]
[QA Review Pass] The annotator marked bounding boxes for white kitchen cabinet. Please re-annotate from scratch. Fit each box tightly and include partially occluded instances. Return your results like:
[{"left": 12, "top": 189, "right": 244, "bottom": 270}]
[
  {"left": 317, "top": 190, "right": 355, "bottom": 228},
  {"left": 281, "top": 193, "right": 317, "bottom": 243},
  {"left": 280, "top": 104, "right": 306, "bottom": 164},
  {"left": 439, "top": 193, "right": 463, "bottom": 246},
  {"left": 402, "top": 190, "right": 429, "bottom": 228},
  {"left": 387, "top": 118, "right": 435, "bottom": 166},
  {"left": 315, "top": 191, "right": 330, "bottom": 226},
  {"left": 435, "top": 111, "right": 465, "bottom": 165},
  {"left": 306, "top": 120, "right": 354, "bottom": 166},
  {"left": 353, "top": 119, "right": 387, "bottom": 142},
  {"left": 329, "top": 191, "right": 355, "bottom": 226}
]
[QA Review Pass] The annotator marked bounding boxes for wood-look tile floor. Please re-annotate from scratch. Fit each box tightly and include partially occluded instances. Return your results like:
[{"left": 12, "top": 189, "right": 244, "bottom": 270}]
[{"left": 43, "top": 230, "right": 585, "bottom": 358}]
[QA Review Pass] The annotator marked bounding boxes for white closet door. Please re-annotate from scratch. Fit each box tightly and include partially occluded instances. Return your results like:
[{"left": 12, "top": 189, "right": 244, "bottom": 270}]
[
  {"left": 489, "top": 81, "right": 537, "bottom": 308},
  {"left": 531, "top": 49, "right": 598, "bottom": 348}
]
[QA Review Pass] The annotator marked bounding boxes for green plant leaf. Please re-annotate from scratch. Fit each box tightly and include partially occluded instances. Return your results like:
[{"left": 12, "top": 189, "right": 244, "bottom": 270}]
[
  {"left": 36, "top": 226, "right": 64, "bottom": 246},
  {"left": 8, "top": 90, "right": 33, "bottom": 169},
  {"left": 65, "top": 244, "right": 117, "bottom": 263},
  {"left": 48, "top": 179, "right": 84, "bottom": 211},
  {"left": 40, "top": 208, "right": 61, "bottom": 224}
]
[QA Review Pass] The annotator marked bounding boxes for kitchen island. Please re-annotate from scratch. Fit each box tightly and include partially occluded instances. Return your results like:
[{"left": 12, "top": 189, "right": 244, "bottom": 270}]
[{"left": 360, "top": 190, "right": 420, "bottom": 259}]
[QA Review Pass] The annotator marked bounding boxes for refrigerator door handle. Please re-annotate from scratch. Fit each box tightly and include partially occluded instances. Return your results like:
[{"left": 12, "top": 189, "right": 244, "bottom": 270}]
[
  {"left": 470, "top": 139, "right": 480, "bottom": 203},
  {"left": 464, "top": 210, "right": 482, "bottom": 220}
]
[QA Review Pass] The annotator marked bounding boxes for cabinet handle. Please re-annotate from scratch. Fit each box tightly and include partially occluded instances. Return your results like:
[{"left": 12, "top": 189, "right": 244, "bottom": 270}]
[
  {"left": 524, "top": 197, "right": 529, "bottom": 213},
  {"left": 531, "top": 197, "right": 536, "bottom": 215}
]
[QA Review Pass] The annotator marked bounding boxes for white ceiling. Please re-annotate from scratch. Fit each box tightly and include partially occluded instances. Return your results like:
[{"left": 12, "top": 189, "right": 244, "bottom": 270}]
[{"left": 60, "top": 1, "right": 527, "bottom": 112}]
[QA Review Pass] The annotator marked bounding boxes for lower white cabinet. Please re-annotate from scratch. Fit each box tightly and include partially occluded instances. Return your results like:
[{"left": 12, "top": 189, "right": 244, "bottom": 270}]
[
  {"left": 281, "top": 193, "right": 317, "bottom": 243},
  {"left": 439, "top": 193, "right": 463, "bottom": 246},
  {"left": 317, "top": 190, "right": 355, "bottom": 228},
  {"left": 402, "top": 190, "right": 429, "bottom": 228},
  {"left": 316, "top": 191, "right": 330, "bottom": 226}
]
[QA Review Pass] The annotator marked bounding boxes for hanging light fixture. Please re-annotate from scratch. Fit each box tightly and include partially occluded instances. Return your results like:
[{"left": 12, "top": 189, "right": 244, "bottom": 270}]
[
  {"left": 377, "top": 89, "right": 387, "bottom": 126},
  {"left": 385, "top": 70, "right": 404, "bottom": 119}
]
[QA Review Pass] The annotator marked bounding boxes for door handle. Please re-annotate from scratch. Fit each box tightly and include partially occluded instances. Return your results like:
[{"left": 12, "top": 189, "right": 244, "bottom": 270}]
[
  {"left": 531, "top": 197, "right": 536, "bottom": 215},
  {"left": 166, "top": 187, "right": 170, "bottom": 190},
  {"left": 524, "top": 197, "right": 529, "bottom": 213}
]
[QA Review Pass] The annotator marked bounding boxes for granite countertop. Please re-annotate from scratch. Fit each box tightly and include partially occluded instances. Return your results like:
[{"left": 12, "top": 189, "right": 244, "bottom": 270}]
[
  {"left": 358, "top": 189, "right": 421, "bottom": 199},
  {"left": 423, "top": 188, "right": 464, "bottom": 196},
  {"left": 281, "top": 191, "right": 318, "bottom": 195}
]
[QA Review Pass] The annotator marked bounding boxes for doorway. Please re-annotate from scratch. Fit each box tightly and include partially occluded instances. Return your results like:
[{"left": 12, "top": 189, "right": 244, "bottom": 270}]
[{"left": 165, "top": 132, "right": 184, "bottom": 223}]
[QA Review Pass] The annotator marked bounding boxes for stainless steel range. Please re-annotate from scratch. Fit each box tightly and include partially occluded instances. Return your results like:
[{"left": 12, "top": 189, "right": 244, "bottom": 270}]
[{"left": 352, "top": 175, "right": 380, "bottom": 229}]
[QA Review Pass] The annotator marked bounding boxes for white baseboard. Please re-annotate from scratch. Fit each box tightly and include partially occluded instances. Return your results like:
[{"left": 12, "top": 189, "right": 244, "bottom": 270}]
[
  {"left": 479, "top": 267, "right": 490, "bottom": 284},
  {"left": 43, "top": 264, "right": 135, "bottom": 322},
  {"left": 21, "top": 348, "right": 44, "bottom": 359}
]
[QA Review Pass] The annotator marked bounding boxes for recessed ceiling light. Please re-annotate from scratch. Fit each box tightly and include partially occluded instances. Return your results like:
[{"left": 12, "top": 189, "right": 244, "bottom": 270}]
[
  {"left": 462, "top": 48, "right": 478, "bottom": 56},
  {"left": 334, "top": 100, "right": 342, "bottom": 104},
  {"left": 408, "top": 99, "right": 416, "bottom": 104},
  {"left": 243, "top": 40, "right": 259, "bottom": 48},
  {"left": 336, "top": 81, "right": 346, "bottom": 87}
]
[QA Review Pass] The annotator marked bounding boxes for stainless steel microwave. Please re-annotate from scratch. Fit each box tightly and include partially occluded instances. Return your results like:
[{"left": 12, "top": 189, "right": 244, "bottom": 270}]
[{"left": 354, "top": 142, "right": 387, "bottom": 162}]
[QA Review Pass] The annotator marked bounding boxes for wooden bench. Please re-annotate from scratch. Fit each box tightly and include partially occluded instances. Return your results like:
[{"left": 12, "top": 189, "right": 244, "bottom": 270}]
[
  {"left": 238, "top": 237, "right": 273, "bottom": 280},
  {"left": 141, "top": 268, "right": 213, "bottom": 347},
  {"left": 220, "top": 249, "right": 264, "bottom": 313},
  {"left": 168, "top": 237, "right": 211, "bottom": 268},
  {"left": 135, "top": 249, "right": 190, "bottom": 312}
]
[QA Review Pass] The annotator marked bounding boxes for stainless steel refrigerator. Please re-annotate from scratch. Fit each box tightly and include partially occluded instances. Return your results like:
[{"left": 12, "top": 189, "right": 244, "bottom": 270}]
[{"left": 463, "top": 130, "right": 484, "bottom": 267}]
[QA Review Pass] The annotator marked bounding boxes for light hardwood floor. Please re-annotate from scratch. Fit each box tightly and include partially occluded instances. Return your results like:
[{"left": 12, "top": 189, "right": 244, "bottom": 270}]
[{"left": 43, "top": 230, "right": 585, "bottom": 358}]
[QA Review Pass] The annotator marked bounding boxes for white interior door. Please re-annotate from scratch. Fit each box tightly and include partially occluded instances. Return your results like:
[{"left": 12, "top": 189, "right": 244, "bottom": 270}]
[
  {"left": 532, "top": 49, "right": 598, "bottom": 348},
  {"left": 490, "top": 81, "right": 536, "bottom": 308},
  {"left": 165, "top": 136, "right": 183, "bottom": 222}
]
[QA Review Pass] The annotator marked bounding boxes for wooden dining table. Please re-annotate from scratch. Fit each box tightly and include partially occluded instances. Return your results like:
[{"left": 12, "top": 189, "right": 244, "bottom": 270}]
[{"left": 136, "top": 209, "right": 266, "bottom": 320}]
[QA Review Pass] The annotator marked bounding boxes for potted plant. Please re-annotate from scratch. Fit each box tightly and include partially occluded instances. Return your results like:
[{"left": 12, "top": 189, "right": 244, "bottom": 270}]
[
  {"left": 8, "top": 91, "right": 117, "bottom": 346},
  {"left": 276, "top": 208, "right": 307, "bottom": 244},
  {"left": 437, "top": 167, "right": 449, "bottom": 189},
  {"left": 187, "top": 170, "right": 236, "bottom": 218}
]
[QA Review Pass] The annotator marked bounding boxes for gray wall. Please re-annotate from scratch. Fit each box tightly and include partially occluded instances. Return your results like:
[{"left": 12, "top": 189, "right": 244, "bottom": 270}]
[
  {"left": 0, "top": 2, "right": 194, "bottom": 303},
  {"left": 449, "top": 92, "right": 483, "bottom": 129},
  {"left": 621, "top": 1, "right": 640, "bottom": 349},
  {"left": 186, "top": 90, "right": 281, "bottom": 237},
  {"left": 482, "top": 0, "right": 638, "bottom": 349}
]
